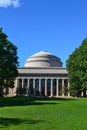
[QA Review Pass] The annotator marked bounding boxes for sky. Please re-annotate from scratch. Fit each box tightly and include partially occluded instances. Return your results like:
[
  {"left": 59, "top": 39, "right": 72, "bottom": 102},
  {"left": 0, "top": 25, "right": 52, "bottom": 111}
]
[{"left": 0, "top": 0, "right": 87, "bottom": 67}]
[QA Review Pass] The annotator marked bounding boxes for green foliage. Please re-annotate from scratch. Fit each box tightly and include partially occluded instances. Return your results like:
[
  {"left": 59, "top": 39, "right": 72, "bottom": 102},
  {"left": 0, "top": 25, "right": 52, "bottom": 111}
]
[
  {"left": 66, "top": 38, "right": 87, "bottom": 96},
  {"left": 0, "top": 28, "right": 19, "bottom": 96}
]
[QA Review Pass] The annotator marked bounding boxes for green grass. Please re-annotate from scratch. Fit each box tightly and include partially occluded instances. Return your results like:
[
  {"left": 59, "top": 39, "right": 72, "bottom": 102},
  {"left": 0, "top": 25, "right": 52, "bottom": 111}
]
[{"left": 0, "top": 97, "right": 87, "bottom": 130}]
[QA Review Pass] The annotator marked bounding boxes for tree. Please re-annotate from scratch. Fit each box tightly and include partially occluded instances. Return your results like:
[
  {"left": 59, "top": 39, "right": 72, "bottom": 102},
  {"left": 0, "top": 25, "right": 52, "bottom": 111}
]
[
  {"left": 0, "top": 28, "right": 19, "bottom": 96},
  {"left": 66, "top": 38, "right": 87, "bottom": 97}
]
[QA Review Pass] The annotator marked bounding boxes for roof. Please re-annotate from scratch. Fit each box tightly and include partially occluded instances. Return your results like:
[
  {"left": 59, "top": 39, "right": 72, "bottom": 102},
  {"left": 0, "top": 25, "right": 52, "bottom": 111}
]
[{"left": 24, "top": 51, "right": 63, "bottom": 67}]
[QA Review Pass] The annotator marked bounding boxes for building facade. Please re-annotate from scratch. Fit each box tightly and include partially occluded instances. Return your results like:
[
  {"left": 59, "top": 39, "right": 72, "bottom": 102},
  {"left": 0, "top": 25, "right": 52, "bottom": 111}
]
[{"left": 10, "top": 51, "right": 70, "bottom": 97}]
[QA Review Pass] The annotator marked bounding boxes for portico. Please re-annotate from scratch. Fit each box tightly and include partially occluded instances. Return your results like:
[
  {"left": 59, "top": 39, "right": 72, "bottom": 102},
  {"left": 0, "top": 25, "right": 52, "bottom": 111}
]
[{"left": 16, "top": 73, "right": 70, "bottom": 97}]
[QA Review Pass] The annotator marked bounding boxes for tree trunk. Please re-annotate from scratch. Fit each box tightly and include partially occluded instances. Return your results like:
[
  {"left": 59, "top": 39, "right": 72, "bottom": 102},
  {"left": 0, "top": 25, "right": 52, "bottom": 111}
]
[
  {"left": 83, "top": 88, "right": 86, "bottom": 97},
  {"left": 0, "top": 86, "right": 4, "bottom": 97}
]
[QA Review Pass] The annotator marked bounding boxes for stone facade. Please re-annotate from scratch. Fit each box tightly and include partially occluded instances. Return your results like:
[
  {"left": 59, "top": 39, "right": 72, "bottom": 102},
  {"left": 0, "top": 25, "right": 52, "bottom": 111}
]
[{"left": 7, "top": 51, "right": 70, "bottom": 97}]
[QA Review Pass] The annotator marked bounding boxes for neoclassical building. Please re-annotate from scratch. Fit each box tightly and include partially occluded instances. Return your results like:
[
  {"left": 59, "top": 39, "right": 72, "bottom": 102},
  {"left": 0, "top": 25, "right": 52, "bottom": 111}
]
[{"left": 11, "top": 51, "right": 70, "bottom": 97}]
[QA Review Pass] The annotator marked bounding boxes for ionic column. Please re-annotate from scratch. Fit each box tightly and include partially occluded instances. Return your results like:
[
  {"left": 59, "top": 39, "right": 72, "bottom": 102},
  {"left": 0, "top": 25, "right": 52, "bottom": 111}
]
[
  {"left": 33, "top": 79, "right": 36, "bottom": 96},
  {"left": 51, "top": 79, "right": 53, "bottom": 97},
  {"left": 45, "top": 79, "right": 47, "bottom": 96},
  {"left": 62, "top": 79, "right": 64, "bottom": 96},
  {"left": 15, "top": 78, "right": 18, "bottom": 89},
  {"left": 56, "top": 79, "right": 59, "bottom": 97},
  {"left": 39, "top": 79, "right": 42, "bottom": 96},
  {"left": 81, "top": 91, "right": 83, "bottom": 97},
  {"left": 16, "top": 78, "right": 19, "bottom": 96},
  {"left": 22, "top": 79, "right": 24, "bottom": 88},
  {"left": 27, "top": 79, "right": 30, "bottom": 96},
  {"left": 68, "top": 81, "right": 70, "bottom": 96}
]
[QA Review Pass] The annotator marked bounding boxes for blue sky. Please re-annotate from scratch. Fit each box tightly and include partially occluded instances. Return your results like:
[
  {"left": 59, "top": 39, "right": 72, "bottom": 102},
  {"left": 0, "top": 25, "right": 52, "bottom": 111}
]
[{"left": 0, "top": 0, "right": 87, "bottom": 67}]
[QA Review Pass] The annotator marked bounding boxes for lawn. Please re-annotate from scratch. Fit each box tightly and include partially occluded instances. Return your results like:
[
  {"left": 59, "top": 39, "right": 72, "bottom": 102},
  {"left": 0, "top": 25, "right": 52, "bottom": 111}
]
[{"left": 0, "top": 97, "right": 87, "bottom": 130}]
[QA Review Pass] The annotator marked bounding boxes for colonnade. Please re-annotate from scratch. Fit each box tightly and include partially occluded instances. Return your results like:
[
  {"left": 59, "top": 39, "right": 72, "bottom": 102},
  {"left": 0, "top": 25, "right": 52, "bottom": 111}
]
[{"left": 16, "top": 78, "right": 70, "bottom": 97}]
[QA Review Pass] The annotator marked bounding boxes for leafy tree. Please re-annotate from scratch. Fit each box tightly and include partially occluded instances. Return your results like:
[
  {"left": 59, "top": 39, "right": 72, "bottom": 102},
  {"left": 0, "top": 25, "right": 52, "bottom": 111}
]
[
  {"left": 0, "top": 28, "right": 19, "bottom": 96},
  {"left": 66, "top": 38, "right": 87, "bottom": 97}
]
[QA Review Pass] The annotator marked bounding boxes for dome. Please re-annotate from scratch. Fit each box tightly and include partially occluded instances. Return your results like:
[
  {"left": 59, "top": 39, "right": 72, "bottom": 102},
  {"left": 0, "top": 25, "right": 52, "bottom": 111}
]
[{"left": 24, "top": 51, "right": 63, "bottom": 67}]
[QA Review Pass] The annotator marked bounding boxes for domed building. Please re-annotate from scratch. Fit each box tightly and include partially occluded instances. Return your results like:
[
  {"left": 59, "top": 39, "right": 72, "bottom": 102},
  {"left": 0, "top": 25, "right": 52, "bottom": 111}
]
[{"left": 12, "top": 51, "right": 70, "bottom": 97}]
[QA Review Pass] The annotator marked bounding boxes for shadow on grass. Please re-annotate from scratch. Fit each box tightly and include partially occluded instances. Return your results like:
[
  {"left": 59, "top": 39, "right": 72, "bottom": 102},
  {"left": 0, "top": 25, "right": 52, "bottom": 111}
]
[
  {"left": 0, "top": 97, "right": 60, "bottom": 107},
  {"left": 0, "top": 117, "right": 44, "bottom": 128},
  {"left": 36, "top": 97, "right": 76, "bottom": 101},
  {"left": 0, "top": 96, "right": 76, "bottom": 107}
]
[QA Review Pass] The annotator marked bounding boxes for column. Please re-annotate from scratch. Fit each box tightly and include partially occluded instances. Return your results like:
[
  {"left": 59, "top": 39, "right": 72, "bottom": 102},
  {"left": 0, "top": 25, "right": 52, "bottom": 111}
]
[
  {"left": 15, "top": 78, "right": 18, "bottom": 89},
  {"left": 62, "top": 79, "right": 64, "bottom": 96},
  {"left": 27, "top": 79, "right": 30, "bottom": 96},
  {"left": 16, "top": 78, "right": 19, "bottom": 96},
  {"left": 68, "top": 81, "right": 70, "bottom": 96},
  {"left": 81, "top": 91, "right": 83, "bottom": 97},
  {"left": 86, "top": 90, "right": 87, "bottom": 97},
  {"left": 56, "top": 79, "right": 59, "bottom": 97},
  {"left": 21, "top": 78, "right": 24, "bottom": 96},
  {"left": 51, "top": 79, "right": 53, "bottom": 97},
  {"left": 22, "top": 78, "right": 24, "bottom": 88},
  {"left": 45, "top": 79, "right": 47, "bottom": 96},
  {"left": 33, "top": 79, "right": 35, "bottom": 96},
  {"left": 39, "top": 79, "right": 42, "bottom": 96}
]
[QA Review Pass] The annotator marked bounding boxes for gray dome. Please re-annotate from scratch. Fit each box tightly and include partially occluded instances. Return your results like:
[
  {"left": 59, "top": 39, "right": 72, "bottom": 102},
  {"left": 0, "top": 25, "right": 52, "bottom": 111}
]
[{"left": 24, "top": 51, "right": 63, "bottom": 67}]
